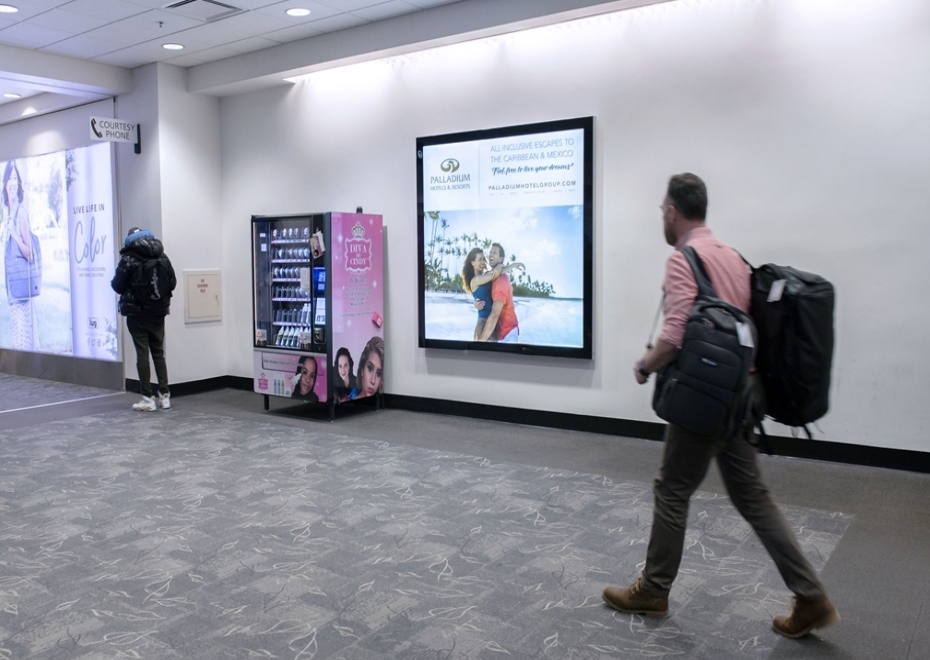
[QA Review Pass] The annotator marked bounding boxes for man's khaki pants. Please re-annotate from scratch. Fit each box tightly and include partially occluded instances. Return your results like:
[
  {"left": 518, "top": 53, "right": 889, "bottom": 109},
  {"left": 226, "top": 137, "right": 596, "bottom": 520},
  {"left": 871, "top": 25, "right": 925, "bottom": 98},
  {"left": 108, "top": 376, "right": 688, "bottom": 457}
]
[{"left": 642, "top": 411, "right": 827, "bottom": 601}]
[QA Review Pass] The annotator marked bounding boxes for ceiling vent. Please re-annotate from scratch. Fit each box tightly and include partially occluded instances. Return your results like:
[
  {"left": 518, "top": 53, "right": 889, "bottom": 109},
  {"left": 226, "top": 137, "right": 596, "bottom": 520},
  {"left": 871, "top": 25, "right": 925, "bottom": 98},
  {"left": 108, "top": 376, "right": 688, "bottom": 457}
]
[{"left": 163, "top": 0, "right": 244, "bottom": 22}]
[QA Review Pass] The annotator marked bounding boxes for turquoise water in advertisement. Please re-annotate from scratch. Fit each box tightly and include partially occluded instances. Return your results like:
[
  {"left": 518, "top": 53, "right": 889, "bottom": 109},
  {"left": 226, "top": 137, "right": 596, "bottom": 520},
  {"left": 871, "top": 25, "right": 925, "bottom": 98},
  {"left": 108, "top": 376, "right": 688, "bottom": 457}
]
[{"left": 425, "top": 291, "right": 583, "bottom": 347}]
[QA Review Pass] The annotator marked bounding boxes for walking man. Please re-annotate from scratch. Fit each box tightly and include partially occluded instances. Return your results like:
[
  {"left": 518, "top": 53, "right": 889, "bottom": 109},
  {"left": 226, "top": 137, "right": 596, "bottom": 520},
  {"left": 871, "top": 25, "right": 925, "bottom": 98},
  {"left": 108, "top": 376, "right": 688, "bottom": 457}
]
[
  {"left": 601, "top": 174, "right": 838, "bottom": 638},
  {"left": 111, "top": 227, "right": 177, "bottom": 412}
]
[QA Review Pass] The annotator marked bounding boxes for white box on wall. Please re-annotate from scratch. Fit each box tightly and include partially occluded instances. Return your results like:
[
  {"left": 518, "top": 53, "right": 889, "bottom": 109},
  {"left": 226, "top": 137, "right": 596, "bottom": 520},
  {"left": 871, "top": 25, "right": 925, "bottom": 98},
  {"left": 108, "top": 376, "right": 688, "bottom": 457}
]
[{"left": 184, "top": 269, "right": 222, "bottom": 323}]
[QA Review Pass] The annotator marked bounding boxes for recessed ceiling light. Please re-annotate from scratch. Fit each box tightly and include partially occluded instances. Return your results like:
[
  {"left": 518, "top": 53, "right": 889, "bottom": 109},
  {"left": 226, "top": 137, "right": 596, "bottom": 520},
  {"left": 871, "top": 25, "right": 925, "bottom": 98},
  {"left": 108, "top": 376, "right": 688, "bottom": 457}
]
[
  {"left": 162, "top": 43, "right": 184, "bottom": 50},
  {"left": 286, "top": 8, "right": 311, "bottom": 17},
  {"left": 3, "top": 93, "right": 21, "bottom": 99},
  {"left": 0, "top": 4, "right": 20, "bottom": 13}
]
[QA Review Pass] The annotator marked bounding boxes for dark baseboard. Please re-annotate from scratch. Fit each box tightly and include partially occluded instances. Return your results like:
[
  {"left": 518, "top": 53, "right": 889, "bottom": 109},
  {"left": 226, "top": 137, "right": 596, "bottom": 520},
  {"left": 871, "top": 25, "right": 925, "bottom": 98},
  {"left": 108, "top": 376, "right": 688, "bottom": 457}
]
[
  {"left": 384, "top": 394, "right": 930, "bottom": 474},
  {"left": 382, "top": 393, "right": 666, "bottom": 441},
  {"left": 123, "top": 379, "right": 930, "bottom": 474},
  {"left": 126, "top": 375, "right": 253, "bottom": 397}
]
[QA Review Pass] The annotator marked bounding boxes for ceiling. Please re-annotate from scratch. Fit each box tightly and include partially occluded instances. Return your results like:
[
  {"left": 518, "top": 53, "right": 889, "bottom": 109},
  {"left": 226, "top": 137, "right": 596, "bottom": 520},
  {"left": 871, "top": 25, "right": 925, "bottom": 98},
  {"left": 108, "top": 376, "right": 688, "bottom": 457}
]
[
  {"left": 0, "top": 0, "right": 462, "bottom": 106},
  {"left": 0, "top": 0, "right": 653, "bottom": 126}
]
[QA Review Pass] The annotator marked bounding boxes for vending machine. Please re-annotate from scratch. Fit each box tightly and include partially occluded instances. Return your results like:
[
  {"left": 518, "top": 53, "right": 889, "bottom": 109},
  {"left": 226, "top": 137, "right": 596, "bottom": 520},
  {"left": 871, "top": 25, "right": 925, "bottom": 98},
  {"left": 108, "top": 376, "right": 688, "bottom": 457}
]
[{"left": 251, "top": 212, "right": 384, "bottom": 418}]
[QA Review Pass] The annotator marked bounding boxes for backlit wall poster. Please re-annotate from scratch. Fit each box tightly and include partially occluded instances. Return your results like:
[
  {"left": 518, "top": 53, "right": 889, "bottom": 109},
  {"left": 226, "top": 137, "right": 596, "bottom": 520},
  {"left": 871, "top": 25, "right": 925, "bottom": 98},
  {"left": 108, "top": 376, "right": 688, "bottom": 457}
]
[
  {"left": 417, "top": 117, "right": 593, "bottom": 359},
  {"left": 0, "top": 143, "right": 117, "bottom": 360},
  {"left": 331, "top": 213, "right": 384, "bottom": 401},
  {"left": 67, "top": 143, "right": 118, "bottom": 360}
]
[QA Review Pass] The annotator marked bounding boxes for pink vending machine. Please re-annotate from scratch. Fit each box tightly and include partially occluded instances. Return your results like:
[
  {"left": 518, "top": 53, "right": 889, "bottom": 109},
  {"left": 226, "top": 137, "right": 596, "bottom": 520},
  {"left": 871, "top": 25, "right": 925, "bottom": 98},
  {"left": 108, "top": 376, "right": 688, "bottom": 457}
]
[{"left": 251, "top": 212, "right": 384, "bottom": 419}]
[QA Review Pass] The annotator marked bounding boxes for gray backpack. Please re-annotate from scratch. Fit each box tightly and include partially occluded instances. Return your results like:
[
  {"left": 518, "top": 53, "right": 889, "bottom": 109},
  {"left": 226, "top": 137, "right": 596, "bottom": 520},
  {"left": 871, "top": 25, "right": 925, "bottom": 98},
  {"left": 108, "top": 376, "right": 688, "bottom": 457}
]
[{"left": 652, "top": 246, "right": 757, "bottom": 443}]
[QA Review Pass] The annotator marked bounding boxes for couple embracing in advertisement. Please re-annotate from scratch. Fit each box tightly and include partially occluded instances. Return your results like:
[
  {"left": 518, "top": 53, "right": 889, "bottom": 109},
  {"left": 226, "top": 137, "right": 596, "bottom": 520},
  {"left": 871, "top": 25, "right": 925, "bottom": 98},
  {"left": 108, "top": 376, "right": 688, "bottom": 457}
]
[{"left": 461, "top": 242, "right": 523, "bottom": 343}]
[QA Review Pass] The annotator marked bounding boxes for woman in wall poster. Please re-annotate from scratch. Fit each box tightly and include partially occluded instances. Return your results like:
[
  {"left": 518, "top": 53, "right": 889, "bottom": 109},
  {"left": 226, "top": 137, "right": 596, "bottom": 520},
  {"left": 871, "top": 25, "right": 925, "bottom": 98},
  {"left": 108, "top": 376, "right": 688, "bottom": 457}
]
[{"left": 2, "top": 160, "right": 40, "bottom": 350}]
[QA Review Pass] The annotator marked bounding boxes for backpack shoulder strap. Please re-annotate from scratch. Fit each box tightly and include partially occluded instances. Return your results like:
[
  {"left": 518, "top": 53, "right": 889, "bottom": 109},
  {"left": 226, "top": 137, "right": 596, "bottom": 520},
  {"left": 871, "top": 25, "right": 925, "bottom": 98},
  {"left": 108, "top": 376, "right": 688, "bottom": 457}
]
[{"left": 679, "top": 245, "right": 718, "bottom": 299}]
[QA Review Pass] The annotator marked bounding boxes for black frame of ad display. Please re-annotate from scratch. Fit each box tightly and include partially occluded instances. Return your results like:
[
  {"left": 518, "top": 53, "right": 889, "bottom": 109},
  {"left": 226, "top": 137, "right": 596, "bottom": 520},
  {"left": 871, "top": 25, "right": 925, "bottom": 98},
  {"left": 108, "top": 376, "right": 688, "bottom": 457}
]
[{"left": 416, "top": 116, "right": 593, "bottom": 359}]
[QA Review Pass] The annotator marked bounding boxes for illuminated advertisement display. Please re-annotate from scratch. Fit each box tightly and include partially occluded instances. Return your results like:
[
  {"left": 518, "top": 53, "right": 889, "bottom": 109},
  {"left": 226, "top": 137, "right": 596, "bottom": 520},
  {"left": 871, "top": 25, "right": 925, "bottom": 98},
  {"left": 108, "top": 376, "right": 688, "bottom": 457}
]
[
  {"left": 330, "top": 213, "right": 384, "bottom": 401},
  {"left": 417, "top": 117, "right": 593, "bottom": 359},
  {"left": 1, "top": 143, "right": 118, "bottom": 360},
  {"left": 253, "top": 350, "right": 328, "bottom": 402}
]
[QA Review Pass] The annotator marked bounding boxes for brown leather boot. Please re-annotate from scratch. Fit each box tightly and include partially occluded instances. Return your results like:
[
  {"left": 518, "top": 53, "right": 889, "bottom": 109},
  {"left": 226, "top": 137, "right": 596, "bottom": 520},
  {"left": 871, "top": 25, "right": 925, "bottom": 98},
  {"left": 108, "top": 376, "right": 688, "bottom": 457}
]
[
  {"left": 602, "top": 576, "right": 669, "bottom": 618},
  {"left": 772, "top": 596, "right": 840, "bottom": 638}
]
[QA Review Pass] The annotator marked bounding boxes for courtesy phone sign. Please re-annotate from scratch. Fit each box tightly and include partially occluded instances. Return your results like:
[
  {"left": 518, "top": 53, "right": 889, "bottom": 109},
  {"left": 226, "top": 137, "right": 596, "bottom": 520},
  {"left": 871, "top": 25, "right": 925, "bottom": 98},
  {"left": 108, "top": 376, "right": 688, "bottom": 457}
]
[{"left": 89, "top": 117, "right": 138, "bottom": 144}]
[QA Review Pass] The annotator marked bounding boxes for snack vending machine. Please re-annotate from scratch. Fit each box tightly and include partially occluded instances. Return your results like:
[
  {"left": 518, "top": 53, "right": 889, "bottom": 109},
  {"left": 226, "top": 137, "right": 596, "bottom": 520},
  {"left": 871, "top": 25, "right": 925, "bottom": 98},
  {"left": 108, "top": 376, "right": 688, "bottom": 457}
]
[{"left": 251, "top": 212, "right": 384, "bottom": 418}]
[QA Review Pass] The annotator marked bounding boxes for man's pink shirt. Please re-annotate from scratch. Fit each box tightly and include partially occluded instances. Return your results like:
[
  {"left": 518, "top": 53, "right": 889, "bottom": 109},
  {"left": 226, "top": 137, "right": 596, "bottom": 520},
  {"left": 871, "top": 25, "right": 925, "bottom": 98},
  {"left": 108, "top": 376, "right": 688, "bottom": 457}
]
[{"left": 659, "top": 226, "right": 751, "bottom": 348}]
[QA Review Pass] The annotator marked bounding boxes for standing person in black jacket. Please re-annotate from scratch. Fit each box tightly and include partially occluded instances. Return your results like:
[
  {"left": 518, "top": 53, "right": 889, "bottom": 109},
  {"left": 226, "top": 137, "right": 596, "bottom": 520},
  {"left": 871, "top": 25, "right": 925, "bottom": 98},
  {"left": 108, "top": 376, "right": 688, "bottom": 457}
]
[{"left": 111, "top": 227, "right": 177, "bottom": 412}]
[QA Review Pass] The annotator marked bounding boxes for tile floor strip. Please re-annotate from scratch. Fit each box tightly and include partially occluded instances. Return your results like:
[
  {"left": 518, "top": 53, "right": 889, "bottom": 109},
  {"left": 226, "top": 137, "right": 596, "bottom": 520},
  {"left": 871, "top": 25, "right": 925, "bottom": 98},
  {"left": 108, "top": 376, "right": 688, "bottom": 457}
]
[{"left": 0, "top": 391, "right": 125, "bottom": 414}]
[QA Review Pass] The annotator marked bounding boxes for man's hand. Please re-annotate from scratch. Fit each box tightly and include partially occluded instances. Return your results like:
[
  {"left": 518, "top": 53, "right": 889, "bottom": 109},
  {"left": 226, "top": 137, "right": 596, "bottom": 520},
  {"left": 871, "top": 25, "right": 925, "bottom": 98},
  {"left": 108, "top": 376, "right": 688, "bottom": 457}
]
[
  {"left": 634, "top": 359, "right": 649, "bottom": 385},
  {"left": 474, "top": 300, "right": 486, "bottom": 311},
  {"left": 634, "top": 340, "right": 679, "bottom": 386}
]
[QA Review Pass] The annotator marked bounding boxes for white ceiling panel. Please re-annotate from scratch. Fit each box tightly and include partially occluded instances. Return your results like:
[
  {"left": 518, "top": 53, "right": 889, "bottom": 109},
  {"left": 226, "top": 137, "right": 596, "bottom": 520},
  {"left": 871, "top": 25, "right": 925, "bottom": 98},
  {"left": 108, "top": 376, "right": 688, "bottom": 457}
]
[
  {"left": 316, "top": 0, "right": 396, "bottom": 11},
  {"left": 112, "top": 9, "right": 206, "bottom": 36},
  {"left": 60, "top": 0, "right": 151, "bottom": 21},
  {"left": 0, "top": 0, "right": 470, "bottom": 103},
  {"left": 262, "top": 21, "right": 325, "bottom": 43},
  {"left": 0, "top": 36, "right": 36, "bottom": 49},
  {"left": 172, "top": 20, "right": 254, "bottom": 48},
  {"left": 0, "top": 22, "right": 75, "bottom": 48},
  {"left": 90, "top": 37, "right": 188, "bottom": 68},
  {"left": 222, "top": 35, "right": 281, "bottom": 53},
  {"left": 405, "top": 0, "right": 461, "bottom": 7},
  {"left": 25, "top": 9, "right": 112, "bottom": 34},
  {"left": 120, "top": 0, "right": 176, "bottom": 8},
  {"left": 351, "top": 1, "right": 420, "bottom": 22},
  {"left": 80, "top": 22, "right": 161, "bottom": 49},
  {"left": 169, "top": 43, "right": 244, "bottom": 64},
  {"left": 162, "top": 51, "right": 212, "bottom": 67},
  {"left": 212, "top": 0, "right": 294, "bottom": 9},
  {"left": 212, "top": 10, "right": 293, "bottom": 35},
  {"left": 253, "top": 1, "right": 342, "bottom": 24},
  {"left": 0, "top": 0, "right": 67, "bottom": 22},
  {"left": 305, "top": 12, "right": 369, "bottom": 33},
  {"left": 39, "top": 34, "right": 125, "bottom": 59}
]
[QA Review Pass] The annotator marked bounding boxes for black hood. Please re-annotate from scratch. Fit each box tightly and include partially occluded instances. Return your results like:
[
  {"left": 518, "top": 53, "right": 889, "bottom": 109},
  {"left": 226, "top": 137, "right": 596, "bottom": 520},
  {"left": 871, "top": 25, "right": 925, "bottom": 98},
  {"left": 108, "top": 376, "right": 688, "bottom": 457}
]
[{"left": 121, "top": 235, "right": 164, "bottom": 260}]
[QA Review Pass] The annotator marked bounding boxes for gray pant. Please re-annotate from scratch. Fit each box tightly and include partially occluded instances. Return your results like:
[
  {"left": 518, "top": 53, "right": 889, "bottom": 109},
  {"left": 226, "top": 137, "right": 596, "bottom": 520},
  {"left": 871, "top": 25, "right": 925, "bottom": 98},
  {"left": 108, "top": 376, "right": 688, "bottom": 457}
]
[
  {"left": 127, "top": 314, "right": 169, "bottom": 398},
  {"left": 643, "top": 417, "right": 827, "bottom": 601}
]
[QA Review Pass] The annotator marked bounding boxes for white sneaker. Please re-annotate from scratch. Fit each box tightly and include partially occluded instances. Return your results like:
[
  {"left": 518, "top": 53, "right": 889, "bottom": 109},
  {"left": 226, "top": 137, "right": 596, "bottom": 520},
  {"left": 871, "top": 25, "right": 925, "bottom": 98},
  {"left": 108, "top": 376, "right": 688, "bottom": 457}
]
[
  {"left": 132, "top": 396, "right": 157, "bottom": 412},
  {"left": 158, "top": 393, "right": 171, "bottom": 410}
]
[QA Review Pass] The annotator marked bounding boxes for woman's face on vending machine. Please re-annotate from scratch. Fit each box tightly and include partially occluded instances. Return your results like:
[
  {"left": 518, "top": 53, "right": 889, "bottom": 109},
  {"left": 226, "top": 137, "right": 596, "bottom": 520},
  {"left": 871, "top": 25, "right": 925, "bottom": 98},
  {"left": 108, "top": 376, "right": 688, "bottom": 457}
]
[
  {"left": 299, "top": 359, "right": 317, "bottom": 392},
  {"left": 337, "top": 355, "right": 350, "bottom": 386},
  {"left": 361, "top": 352, "right": 382, "bottom": 397}
]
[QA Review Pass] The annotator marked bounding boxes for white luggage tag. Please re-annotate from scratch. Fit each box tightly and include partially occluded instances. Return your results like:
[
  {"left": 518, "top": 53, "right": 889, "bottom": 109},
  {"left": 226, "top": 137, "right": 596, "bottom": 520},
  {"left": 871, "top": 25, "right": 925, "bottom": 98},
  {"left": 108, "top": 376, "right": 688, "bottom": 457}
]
[
  {"left": 767, "top": 279, "right": 787, "bottom": 302},
  {"left": 736, "top": 321, "right": 754, "bottom": 348}
]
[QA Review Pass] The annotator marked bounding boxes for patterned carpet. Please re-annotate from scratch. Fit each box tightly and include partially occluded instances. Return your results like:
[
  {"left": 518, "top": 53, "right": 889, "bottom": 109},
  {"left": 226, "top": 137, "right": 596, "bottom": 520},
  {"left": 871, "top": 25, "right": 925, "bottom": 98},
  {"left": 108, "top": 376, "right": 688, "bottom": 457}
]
[
  {"left": 0, "top": 373, "right": 119, "bottom": 413},
  {"left": 0, "top": 408, "right": 850, "bottom": 659}
]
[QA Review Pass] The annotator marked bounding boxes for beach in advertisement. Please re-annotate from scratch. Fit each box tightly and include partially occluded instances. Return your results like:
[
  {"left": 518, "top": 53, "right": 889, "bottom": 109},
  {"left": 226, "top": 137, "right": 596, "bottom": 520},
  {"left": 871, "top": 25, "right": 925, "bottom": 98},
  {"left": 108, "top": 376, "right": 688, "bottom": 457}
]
[
  {"left": 331, "top": 213, "right": 384, "bottom": 402},
  {"left": 422, "top": 205, "right": 584, "bottom": 347}
]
